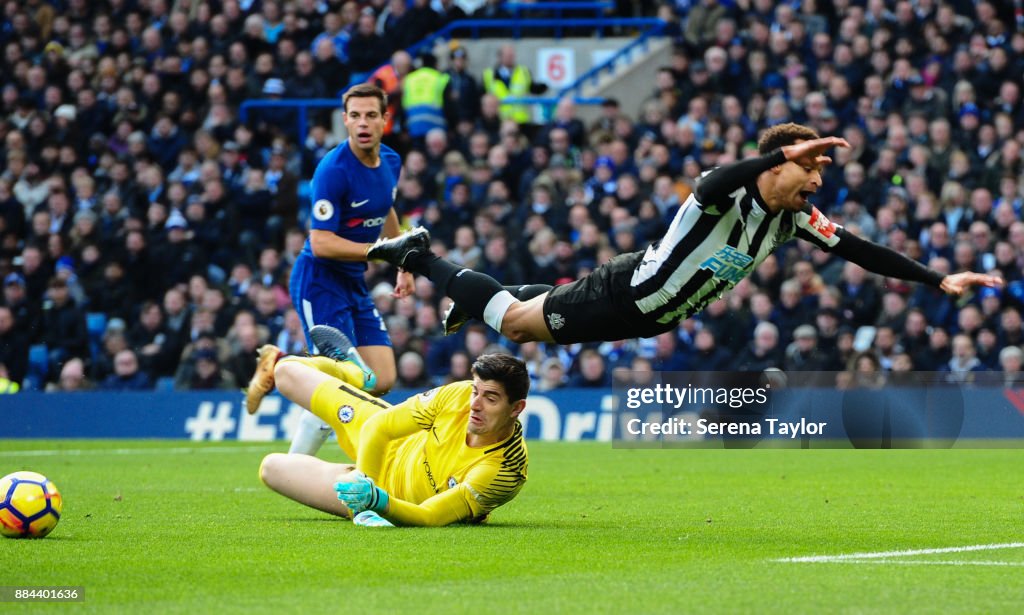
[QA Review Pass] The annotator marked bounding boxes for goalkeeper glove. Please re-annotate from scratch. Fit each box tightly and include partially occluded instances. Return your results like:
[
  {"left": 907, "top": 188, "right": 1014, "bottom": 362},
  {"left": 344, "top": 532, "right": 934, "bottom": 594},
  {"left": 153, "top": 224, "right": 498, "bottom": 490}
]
[
  {"left": 353, "top": 510, "right": 395, "bottom": 527},
  {"left": 334, "top": 471, "right": 390, "bottom": 514}
]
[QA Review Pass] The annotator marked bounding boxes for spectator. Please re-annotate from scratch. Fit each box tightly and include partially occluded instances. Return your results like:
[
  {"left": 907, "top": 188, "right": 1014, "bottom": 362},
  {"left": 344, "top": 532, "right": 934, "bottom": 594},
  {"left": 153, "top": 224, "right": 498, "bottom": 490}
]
[
  {"left": 128, "top": 300, "right": 176, "bottom": 379},
  {"left": 998, "top": 346, "right": 1024, "bottom": 387},
  {"left": 0, "top": 305, "right": 27, "bottom": 385},
  {"left": 3, "top": 273, "right": 40, "bottom": 344},
  {"left": 784, "top": 325, "right": 829, "bottom": 373},
  {"left": 40, "top": 277, "right": 88, "bottom": 371},
  {"left": 396, "top": 351, "right": 430, "bottom": 389},
  {"left": 0, "top": 363, "right": 19, "bottom": 394},
  {"left": 443, "top": 46, "right": 481, "bottom": 132},
  {"left": 569, "top": 349, "right": 610, "bottom": 388},
  {"left": 100, "top": 349, "right": 153, "bottom": 390},
  {"left": 348, "top": 11, "right": 390, "bottom": 83},
  {"left": 276, "top": 308, "right": 307, "bottom": 356},
  {"left": 691, "top": 329, "right": 732, "bottom": 371},
  {"left": 944, "top": 333, "right": 987, "bottom": 383},
  {"left": 183, "top": 348, "right": 237, "bottom": 390},
  {"left": 46, "top": 357, "right": 92, "bottom": 392},
  {"left": 733, "top": 322, "right": 782, "bottom": 372},
  {"left": 536, "top": 357, "right": 567, "bottom": 392},
  {"left": 403, "top": 52, "right": 449, "bottom": 141},
  {"left": 481, "top": 44, "right": 545, "bottom": 127}
]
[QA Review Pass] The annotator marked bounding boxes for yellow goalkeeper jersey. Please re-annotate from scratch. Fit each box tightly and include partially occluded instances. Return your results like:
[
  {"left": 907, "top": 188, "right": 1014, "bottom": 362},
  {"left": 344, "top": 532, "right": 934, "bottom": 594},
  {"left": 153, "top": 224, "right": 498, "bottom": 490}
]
[{"left": 359, "top": 381, "right": 528, "bottom": 526}]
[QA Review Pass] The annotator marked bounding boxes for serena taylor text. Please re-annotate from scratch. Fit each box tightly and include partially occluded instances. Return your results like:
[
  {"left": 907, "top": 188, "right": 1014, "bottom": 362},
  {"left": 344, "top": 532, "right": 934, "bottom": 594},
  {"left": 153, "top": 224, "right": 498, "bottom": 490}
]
[{"left": 626, "top": 417, "right": 828, "bottom": 438}]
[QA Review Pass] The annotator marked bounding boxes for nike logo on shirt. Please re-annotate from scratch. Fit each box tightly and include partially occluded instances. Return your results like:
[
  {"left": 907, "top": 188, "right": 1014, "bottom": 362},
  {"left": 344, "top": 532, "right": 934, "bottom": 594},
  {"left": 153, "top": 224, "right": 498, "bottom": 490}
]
[{"left": 350, "top": 199, "right": 369, "bottom": 208}]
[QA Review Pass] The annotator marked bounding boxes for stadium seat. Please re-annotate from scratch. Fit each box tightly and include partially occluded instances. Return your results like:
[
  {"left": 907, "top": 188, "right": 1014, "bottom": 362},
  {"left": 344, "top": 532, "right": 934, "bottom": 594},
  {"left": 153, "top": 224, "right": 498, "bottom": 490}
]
[
  {"left": 86, "top": 312, "right": 107, "bottom": 360},
  {"left": 20, "top": 375, "right": 41, "bottom": 391},
  {"left": 25, "top": 344, "right": 49, "bottom": 390},
  {"left": 155, "top": 377, "right": 176, "bottom": 392}
]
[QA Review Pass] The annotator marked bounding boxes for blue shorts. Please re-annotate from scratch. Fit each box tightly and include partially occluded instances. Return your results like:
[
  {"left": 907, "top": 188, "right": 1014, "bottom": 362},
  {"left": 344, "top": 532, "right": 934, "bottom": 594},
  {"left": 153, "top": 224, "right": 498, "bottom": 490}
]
[{"left": 289, "top": 253, "right": 391, "bottom": 350}]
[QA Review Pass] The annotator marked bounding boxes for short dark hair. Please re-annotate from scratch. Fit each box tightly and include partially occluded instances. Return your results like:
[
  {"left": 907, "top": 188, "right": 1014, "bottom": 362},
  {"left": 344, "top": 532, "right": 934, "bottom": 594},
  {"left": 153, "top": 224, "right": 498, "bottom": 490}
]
[
  {"left": 471, "top": 353, "right": 530, "bottom": 403},
  {"left": 342, "top": 83, "right": 387, "bottom": 114},
  {"left": 758, "top": 122, "right": 819, "bottom": 155}
]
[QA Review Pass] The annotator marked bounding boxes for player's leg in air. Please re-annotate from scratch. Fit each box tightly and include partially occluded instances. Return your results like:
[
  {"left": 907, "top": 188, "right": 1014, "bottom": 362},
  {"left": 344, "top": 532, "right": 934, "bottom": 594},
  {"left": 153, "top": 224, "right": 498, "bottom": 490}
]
[
  {"left": 368, "top": 228, "right": 556, "bottom": 343},
  {"left": 257, "top": 327, "right": 393, "bottom": 519},
  {"left": 245, "top": 324, "right": 377, "bottom": 454}
]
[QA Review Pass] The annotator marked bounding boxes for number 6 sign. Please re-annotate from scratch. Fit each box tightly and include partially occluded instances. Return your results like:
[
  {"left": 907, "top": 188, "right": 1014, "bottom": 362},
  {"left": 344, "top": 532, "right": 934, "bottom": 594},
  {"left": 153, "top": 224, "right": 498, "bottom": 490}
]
[{"left": 537, "top": 48, "right": 576, "bottom": 89}]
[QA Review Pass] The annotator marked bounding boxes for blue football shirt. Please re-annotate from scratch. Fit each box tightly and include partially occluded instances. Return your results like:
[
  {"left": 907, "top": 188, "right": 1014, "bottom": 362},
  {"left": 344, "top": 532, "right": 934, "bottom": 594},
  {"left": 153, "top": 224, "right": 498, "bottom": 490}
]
[{"left": 301, "top": 140, "right": 402, "bottom": 277}]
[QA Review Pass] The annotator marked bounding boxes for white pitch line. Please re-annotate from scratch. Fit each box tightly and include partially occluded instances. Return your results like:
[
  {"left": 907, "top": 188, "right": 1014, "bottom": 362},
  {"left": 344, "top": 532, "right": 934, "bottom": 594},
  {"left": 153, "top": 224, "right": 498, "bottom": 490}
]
[
  {"left": 776, "top": 542, "right": 1024, "bottom": 563},
  {"left": 814, "top": 559, "right": 1024, "bottom": 567},
  {"left": 0, "top": 445, "right": 274, "bottom": 457}
]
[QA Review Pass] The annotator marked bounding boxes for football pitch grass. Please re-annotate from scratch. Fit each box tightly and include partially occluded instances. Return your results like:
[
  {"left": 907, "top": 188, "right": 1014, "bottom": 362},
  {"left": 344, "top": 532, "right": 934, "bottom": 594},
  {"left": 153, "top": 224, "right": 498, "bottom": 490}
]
[{"left": 1, "top": 440, "right": 1022, "bottom": 613}]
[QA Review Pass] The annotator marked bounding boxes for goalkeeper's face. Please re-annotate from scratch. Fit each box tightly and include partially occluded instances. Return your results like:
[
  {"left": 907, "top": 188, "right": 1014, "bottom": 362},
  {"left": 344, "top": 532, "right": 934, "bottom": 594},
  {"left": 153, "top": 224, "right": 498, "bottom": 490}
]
[{"left": 468, "top": 376, "right": 526, "bottom": 438}]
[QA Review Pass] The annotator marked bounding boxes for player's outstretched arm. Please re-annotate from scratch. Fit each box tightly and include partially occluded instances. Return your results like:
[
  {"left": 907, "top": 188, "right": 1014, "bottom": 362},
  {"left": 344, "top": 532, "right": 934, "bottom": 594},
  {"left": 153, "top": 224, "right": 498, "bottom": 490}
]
[
  {"left": 939, "top": 271, "right": 1004, "bottom": 296},
  {"left": 827, "top": 228, "right": 1004, "bottom": 293}
]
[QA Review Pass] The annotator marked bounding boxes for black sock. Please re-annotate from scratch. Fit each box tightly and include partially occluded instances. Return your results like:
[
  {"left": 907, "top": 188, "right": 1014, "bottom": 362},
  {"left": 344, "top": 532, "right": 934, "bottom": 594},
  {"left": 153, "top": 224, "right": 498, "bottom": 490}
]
[
  {"left": 407, "top": 253, "right": 553, "bottom": 321},
  {"left": 505, "top": 284, "right": 552, "bottom": 301},
  {"left": 401, "top": 250, "right": 438, "bottom": 277},
  {"left": 410, "top": 256, "right": 502, "bottom": 320}
]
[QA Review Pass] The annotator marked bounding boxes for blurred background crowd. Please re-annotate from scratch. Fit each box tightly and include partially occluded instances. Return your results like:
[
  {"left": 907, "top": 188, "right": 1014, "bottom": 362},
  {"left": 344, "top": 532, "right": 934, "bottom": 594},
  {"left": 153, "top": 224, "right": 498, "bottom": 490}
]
[{"left": 1, "top": 0, "right": 1023, "bottom": 394}]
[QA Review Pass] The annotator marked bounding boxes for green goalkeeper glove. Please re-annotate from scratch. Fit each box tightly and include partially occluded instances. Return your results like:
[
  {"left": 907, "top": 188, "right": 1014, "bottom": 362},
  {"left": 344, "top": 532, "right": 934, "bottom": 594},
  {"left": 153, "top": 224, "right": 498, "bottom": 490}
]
[{"left": 334, "top": 471, "right": 389, "bottom": 515}]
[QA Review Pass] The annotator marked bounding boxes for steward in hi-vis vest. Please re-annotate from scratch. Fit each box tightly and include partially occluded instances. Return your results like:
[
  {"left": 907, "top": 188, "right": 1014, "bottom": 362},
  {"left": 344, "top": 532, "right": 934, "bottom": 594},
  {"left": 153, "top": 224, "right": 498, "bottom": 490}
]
[
  {"left": 402, "top": 53, "right": 450, "bottom": 138},
  {"left": 482, "top": 43, "right": 544, "bottom": 125}
]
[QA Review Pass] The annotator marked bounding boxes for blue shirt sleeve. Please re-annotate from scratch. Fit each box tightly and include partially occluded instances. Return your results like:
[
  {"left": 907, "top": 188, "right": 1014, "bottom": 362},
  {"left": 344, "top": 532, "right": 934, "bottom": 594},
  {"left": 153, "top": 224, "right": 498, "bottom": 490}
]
[
  {"left": 309, "top": 155, "right": 348, "bottom": 231},
  {"left": 386, "top": 150, "right": 403, "bottom": 188},
  {"left": 382, "top": 148, "right": 402, "bottom": 209}
]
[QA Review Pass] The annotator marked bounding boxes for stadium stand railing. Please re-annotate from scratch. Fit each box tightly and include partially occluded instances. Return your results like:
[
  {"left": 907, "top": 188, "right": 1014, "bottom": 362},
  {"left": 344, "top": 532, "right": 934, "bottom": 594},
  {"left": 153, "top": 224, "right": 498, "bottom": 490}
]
[
  {"left": 239, "top": 17, "right": 668, "bottom": 138},
  {"left": 405, "top": 17, "right": 666, "bottom": 56},
  {"left": 504, "top": 1, "right": 615, "bottom": 19},
  {"left": 237, "top": 16, "right": 668, "bottom": 212},
  {"left": 503, "top": 18, "right": 668, "bottom": 119}
]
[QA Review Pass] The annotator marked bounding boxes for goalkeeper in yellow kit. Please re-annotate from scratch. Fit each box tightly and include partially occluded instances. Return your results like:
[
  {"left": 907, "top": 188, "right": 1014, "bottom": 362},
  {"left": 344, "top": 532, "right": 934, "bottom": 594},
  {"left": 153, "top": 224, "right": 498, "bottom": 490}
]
[{"left": 253, "top": 325, "right": 529, "bottom": 527}]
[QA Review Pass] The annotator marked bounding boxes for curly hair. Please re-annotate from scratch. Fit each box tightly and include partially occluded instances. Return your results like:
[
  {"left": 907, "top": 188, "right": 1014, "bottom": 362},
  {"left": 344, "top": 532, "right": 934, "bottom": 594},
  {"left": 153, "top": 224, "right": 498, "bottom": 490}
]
[{"left": 758, "top": 123, "right": 820, "bottom": 155}]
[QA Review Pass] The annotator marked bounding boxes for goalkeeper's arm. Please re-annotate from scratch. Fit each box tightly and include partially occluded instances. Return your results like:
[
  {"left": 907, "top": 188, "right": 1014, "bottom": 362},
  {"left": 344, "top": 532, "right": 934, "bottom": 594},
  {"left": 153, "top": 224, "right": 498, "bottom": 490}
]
[
  {"left": 335, "top": 473, "right": 475, "bottom": 526},
  {"left": 337, "top": 466, "right": 499, "bottom": 527},
  {"left": 355, "top": 402, "right": 423, "bottom": 481},
  {"left": 355, "top": 385, "right": 454, "bottom": 480},
  {"left": 382, "top": 488, "right": 475, "bottom": 527}
]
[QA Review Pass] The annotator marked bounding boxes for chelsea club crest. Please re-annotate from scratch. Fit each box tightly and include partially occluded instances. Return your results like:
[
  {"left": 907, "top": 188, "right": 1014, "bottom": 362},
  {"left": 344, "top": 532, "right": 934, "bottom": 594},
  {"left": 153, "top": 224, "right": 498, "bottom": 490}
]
[{"left": 337, "top": 405, "right": 355, "bottom": 424}]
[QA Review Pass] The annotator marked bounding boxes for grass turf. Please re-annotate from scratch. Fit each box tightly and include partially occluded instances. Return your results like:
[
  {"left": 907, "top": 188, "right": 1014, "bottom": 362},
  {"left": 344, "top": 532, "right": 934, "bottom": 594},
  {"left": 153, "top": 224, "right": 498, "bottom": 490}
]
[{"left": 1, "top": 440, "right": 1022, "bottom": 613}]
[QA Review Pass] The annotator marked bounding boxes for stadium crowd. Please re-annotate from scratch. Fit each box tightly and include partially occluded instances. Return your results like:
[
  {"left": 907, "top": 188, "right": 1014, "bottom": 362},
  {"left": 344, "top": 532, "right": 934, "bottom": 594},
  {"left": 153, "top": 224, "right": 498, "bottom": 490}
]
[{"left": 1, "top": 0, "right": 1023, "bottom": 394}]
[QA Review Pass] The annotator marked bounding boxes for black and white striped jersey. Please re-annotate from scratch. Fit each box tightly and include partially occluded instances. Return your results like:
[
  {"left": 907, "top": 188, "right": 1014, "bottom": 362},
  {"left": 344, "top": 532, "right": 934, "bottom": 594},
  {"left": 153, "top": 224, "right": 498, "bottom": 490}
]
[{"left": 625, "top": 150, "right": 942, "bottom": 330}]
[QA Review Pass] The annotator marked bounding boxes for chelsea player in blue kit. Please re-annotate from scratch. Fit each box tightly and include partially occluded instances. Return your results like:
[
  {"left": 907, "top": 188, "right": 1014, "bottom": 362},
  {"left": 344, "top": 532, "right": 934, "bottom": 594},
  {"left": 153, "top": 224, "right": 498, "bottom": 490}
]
[{"left": 246, "top": 84, "right": 415, "bottom": 456}]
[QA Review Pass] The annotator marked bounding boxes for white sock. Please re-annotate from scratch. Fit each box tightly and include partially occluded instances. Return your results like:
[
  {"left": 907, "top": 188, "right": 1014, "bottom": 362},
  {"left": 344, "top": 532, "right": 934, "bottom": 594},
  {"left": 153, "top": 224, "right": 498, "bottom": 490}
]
[
  {"left": 288, "top": 411, "right": 331, "bottom": 455},
  {"left": 483, "top": 291, "right": 517, "bottom": 333}
]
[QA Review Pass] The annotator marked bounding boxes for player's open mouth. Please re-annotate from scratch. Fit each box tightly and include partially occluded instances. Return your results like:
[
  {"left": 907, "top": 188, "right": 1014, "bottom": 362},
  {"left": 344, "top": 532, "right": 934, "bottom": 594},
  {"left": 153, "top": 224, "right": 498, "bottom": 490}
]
[
  {"left": 469, "top": 414, "right": 483, "bottom": 425},
  {"left": 798, "top": 190, "right": 814, "bottom": 204},
  {"left": 356, "top": 131, "right": 372, "bottom": 142}
]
